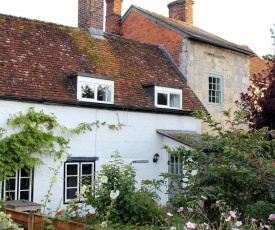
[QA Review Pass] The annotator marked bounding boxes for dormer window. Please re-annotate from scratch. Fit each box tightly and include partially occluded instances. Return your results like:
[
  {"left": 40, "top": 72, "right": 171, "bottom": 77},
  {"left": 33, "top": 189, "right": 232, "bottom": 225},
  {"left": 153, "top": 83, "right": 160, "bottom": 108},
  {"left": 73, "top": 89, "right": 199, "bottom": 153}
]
[
  {"left": 155, "top": 86, "right": 182, "bottom": 109},
  {"left": 71, "top": 75, "right": 114, "bottom": 104}
]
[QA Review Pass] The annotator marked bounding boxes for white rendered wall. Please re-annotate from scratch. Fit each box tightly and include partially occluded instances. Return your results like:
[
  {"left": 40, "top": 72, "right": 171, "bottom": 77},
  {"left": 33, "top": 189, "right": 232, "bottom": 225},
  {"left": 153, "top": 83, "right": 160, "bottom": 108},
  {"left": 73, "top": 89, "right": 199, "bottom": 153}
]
[{"left": 0, "top": 100, "right": 201, "bottom": 212}]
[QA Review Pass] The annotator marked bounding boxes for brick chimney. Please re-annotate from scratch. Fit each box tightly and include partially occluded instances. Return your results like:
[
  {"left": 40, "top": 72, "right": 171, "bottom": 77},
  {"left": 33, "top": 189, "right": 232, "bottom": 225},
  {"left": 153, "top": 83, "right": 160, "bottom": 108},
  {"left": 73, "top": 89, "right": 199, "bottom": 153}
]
[
  {"left": 78, "top": 0, "right": 104, "bottom": 29},
  {"left": 167, "top": 0, "right": 194, "bottom": 24},
  {"left": 105, "top": 0, "right": 123, "bottom": 34}
]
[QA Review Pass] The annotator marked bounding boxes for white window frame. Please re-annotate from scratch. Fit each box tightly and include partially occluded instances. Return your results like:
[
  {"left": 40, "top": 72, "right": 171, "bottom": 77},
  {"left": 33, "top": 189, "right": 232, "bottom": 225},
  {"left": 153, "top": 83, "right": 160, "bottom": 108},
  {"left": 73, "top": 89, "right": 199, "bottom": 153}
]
[
  {"left": 154, "top": 86, "right": 182, "bottom": 109},
  {"left": 64, "top": 162, "right": 95, "bottom": 203},
  {"left": 77, "top": 76, "right": 114, "bottom": 104},
  {"left": 168, "top": 154, "right": 183, "bottom": 199},
  {"left": 1, "top": 169, "right": 33, "bottom": 201},
  {"left": 208, "top": 73, "right": 223, "bottom": 105}
]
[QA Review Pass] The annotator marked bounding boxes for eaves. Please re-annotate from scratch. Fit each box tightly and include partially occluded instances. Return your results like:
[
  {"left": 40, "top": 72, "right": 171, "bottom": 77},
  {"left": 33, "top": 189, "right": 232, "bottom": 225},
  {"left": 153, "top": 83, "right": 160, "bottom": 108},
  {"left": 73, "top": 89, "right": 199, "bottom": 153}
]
[{"left": 0, "top": 96, "right": 195, "bottom": 116}]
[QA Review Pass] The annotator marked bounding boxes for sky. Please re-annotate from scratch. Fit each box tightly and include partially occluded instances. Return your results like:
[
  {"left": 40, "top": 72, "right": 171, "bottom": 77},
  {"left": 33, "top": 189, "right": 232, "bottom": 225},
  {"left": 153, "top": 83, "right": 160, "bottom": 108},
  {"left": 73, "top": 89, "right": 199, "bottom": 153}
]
[{"left": 0, "top": 0, "right": 275, "bottom": 57}]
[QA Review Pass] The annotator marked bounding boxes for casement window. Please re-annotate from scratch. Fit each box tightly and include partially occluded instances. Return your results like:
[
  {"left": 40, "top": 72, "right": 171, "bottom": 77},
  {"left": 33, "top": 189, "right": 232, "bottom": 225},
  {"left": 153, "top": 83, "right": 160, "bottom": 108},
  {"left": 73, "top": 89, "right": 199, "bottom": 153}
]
[
  {"left": 155, "top": 86, "right": 182, "bottom": 109},
  {"left": 77, "top": 76, "right": 114, "bottom": 104},
  {"left": 0, "top": 169, "right": 33, "bottom": 201},
  {"left": 168, "top": 154, "right": 183, "bottom": 199},
  {"left": 208, "top": 73, "right": 223, "bottom": 105},
  {"left": 64, "top": 158, "right": 96, "bottom": 203}
]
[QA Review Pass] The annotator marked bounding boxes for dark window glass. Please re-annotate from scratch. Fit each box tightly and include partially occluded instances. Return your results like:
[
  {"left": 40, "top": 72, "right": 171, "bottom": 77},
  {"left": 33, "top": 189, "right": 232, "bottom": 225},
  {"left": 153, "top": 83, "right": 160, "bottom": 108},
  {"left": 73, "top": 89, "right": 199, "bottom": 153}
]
[
  {"left": 81, "top": 84, "right": 95, "bottom": 99},
  {"left": 20, "top": 191, "right": 29, "bottom": 200},
  {"left": 21, "top": 169, "right": 30, "bottom": 177},
  {"left": 67, "top": 188, "right": 77, "bottom": 199},
  {"left": 6, "top": 179, "right": 16, "bottom": 190},
  {"left": 67, "top": 177, "right": 78, "bottom": 187},
  {"left": 5, "top": 192, "right": 15, "bottom": 200},
  {"left": 67, "top": 165, "right": 78, "bottom": 175},
  {"left": 82, "top": 164, "right": 92, "bottom": 175},
  {"left": 157, "top": 93, "right": 168, "bottom": 105},
  {"left": 20, "top": 178, "right": 30, "bottom": 190}
]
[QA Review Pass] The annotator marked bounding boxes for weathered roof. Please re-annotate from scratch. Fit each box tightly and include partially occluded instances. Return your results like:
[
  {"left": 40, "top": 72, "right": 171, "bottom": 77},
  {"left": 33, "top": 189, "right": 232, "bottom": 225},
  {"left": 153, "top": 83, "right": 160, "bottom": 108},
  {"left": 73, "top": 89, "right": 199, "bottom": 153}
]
[
  {"left": 250, "top": 56, "right": 270, "bottom": 80},
  {"left": 0, "top": 14, "right": 206, "bottom": 114},
  {"left": 122, "top": 5, "right": 255, "bottom": 56},
  {"left": 156, "top": 129, "right": 202, "bottom": 147}
]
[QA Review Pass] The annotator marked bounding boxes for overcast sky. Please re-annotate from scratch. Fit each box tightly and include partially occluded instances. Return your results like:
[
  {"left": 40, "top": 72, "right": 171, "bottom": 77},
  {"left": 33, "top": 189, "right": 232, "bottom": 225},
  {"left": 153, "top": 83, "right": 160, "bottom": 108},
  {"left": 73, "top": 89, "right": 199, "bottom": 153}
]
[{"left": 0, "top": 0, "right": 274, "bottom": 57}]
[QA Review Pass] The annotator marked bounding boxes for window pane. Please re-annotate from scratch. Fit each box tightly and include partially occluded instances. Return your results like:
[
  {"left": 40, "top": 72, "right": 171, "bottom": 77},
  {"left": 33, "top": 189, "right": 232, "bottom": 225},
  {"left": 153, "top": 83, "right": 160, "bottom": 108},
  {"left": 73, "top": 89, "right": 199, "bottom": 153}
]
[
  {"left": 81, "top": 176, "right": 92, "bottom": 185},
  {"left": 6, "top": 179, "right": 16, "bottom": 190},
  {"left": 20, "top": 191, "right": 29, "bottom": 200},
  {"left": 170, "top": 94, "right": 180, "bottom": 108},
  {"left": 97, "top": 85, "right": 112, "bottom": 102},
  {"left": 81, "top": 84, "right": 95, "bottom": 99},
  {"left": 82, "top": 164, "right": 92, "bottom": 175},
  {"left": 67, "top": 188, "right": 77, "bottom": 199},
  {"left": 67, "top": 176, "right": 78, "bottom": 187},
  {"left": 157, "top": 93, "right": 168, "bottom": 105},
  {"left": 5, "top": 192, "right": 15, "bottom": 200},
  {"left": 67, "top": 164, "right": 78, "bottom": 175},
  {"left": 20, "top": 178, "right": 30, "bottom": 190},
  {"left": 209, "top": 76, "right": 221, "bottom": 104},
  {"left": 21, "top": 169, "right": 30, "bottom": 177}
]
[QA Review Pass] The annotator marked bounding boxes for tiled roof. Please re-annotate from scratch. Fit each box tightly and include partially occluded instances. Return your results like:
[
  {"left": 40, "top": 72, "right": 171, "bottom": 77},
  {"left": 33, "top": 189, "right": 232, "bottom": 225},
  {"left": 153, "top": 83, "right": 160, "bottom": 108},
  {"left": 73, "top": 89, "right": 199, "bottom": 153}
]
[
  {"left": 122, "top": 5, "right": 255, "bottom": 56},
  {"left": 250, "top": 56, "right": 270, "bottom": 81},
  {"left": 0, "top": 14, "right": 206, "bottom": 114}
]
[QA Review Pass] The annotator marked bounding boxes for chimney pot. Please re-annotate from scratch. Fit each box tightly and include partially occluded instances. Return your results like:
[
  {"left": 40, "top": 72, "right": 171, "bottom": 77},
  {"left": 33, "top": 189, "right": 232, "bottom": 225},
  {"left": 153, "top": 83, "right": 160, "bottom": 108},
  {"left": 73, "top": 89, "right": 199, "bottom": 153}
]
[{"left": 168, "top": 0, "right": 194, "bottom": 24}]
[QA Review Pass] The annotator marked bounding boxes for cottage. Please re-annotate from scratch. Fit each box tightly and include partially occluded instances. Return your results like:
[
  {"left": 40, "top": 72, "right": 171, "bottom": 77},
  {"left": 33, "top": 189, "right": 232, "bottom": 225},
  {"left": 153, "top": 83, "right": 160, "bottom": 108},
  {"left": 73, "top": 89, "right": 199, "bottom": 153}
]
[{"left": 0, "top": 2, "right": 206, "bottom": 210}]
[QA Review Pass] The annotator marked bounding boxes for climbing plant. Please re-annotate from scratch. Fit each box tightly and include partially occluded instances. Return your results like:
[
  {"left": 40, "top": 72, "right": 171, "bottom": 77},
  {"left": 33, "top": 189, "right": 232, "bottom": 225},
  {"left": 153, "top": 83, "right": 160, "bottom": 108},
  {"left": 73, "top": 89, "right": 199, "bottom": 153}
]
[{"left": 0, "top": 107, "right": 104, "bottom": 181}]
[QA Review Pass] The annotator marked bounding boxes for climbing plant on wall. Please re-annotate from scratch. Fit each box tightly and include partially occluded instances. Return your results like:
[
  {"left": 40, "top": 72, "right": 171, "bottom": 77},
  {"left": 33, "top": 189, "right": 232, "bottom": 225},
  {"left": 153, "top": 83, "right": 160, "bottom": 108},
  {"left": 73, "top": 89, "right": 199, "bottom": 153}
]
[{"left": 0, "top": 107, "right": 104, "bottom": 181}]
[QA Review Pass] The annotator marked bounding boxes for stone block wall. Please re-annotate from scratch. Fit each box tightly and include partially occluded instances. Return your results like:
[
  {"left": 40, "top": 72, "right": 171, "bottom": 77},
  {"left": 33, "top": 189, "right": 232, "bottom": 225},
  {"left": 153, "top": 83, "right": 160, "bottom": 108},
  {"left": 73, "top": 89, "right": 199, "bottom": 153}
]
[{"left": 182, "top": 40, "right": 250, "bottom": 132}]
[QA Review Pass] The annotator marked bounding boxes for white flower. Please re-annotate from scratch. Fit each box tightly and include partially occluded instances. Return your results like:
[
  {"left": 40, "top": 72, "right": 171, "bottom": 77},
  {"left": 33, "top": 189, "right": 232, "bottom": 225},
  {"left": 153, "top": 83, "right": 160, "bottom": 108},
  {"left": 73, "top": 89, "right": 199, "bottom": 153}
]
[
  {"left": 230, "top": 210, "right": 237, "bottom": 218},
  {"left": 101, "top": 221, "right": 107, "bottom": 227},
  {"left": 235, "top": 221, "right": 242, "bottom": 227},
  {"left": 80, "top": 185, "right": 89, "bottom": 195},
  {"left": 100, "top": 175, "right": 108, "bottom": 183},
  {"left": 167, "top": 212, "right": 173, "bottom": 217},
  {"left": 225, "top": 216, "right": 231, "bottom": 222},
  {"left": 186, "top": 221, "right": 197, "bottom": 229},
  {"left": 60, "top": 155, "right": 67, "bottom": 162},
  {"left": 50, "top": 176, "right": 56, "bottom": 183},
  {"left": 201, "top": 195, "right": 207, "bottom": 200},
  {"left": 110, "top": 190, "right": 120, "bottom": 199}
]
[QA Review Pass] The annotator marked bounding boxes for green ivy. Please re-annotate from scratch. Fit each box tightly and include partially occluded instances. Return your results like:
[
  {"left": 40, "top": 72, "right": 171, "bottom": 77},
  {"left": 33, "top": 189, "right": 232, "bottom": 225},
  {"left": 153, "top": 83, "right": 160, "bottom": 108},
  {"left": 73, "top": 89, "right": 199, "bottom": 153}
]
[{"left": 0, "top": 107, "right": 104, "bottom": 180}]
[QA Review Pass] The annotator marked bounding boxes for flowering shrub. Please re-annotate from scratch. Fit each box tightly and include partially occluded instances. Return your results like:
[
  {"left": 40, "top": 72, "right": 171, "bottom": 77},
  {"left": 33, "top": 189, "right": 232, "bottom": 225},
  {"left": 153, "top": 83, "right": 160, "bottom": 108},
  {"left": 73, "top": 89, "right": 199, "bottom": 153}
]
[
  {"left": 0, "top": 212, "right": 23, "bottom": 230},
  {"left": 162, "top": 109, "right": 275, "bottom": 226},
  {"left": 86, "top": 151, "right": 163, "bottom": 226},
  {"left": 162, "top": 198, "right": 274, "bottom": 230}
]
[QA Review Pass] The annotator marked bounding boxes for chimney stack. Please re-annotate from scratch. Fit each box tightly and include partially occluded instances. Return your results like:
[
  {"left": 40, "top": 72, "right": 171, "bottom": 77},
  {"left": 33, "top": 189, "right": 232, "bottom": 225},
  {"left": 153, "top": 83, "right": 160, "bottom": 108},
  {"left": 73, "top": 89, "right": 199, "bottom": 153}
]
[
  {"left": 78, "top": 0, "right": 104, "bottom": 30},
  {"left": 105, "top": 0, "right": 123, "bottom": 34},
  {"left": 168, "top": 0, "right": 194, "bottom": 24}
]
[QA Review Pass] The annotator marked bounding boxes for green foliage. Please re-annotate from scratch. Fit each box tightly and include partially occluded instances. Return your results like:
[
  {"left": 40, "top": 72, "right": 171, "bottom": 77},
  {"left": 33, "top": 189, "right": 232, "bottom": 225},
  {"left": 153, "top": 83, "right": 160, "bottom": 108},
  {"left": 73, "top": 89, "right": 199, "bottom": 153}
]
[
  {"left": 0, "top": 107, "right": 103, "bottom": 180},
  {"left": 161, "top": 109, "right": 275, "bottom": 225},
  {"left": 86, "top": 151, "right": 163, "bottom": 226}
]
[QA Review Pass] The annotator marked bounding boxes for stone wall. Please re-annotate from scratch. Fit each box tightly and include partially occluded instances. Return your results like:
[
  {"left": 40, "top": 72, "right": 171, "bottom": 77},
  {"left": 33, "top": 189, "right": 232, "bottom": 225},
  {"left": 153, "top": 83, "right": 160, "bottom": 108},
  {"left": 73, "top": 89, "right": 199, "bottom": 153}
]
[{"left": 181, "top": 39, "right": 250, "bottom": 132}]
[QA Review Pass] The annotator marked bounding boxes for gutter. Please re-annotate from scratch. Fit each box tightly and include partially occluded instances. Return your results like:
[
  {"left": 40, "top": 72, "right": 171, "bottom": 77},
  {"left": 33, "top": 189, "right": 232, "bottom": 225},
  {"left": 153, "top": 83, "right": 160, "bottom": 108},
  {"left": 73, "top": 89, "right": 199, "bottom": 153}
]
[{"left": 0, "top": 95, "right": 194, "bottom": 116}]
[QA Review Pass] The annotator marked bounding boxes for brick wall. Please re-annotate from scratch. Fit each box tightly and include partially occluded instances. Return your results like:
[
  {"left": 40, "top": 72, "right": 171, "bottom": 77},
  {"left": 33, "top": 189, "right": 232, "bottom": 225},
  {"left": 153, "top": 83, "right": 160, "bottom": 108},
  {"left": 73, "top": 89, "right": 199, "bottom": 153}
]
[
  {"left": 167, "top": 0, "right": 194, "bottom": 24},
  {"left": 105, "top": 0, "right": 123, "bottom": 34},
  {"left": 78, "top": 0, "right": 104, "bottom": 29},
  {"left": 122, "top": 12, "right": 184, "bottom": 66}
]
